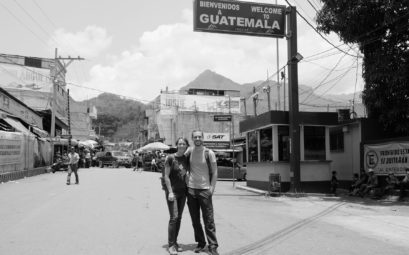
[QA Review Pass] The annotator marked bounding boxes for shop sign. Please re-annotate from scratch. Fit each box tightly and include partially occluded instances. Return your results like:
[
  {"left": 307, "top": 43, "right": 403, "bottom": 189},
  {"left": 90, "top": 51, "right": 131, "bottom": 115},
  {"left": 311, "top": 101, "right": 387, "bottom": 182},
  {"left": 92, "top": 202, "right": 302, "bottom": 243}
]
[
  {"left": 203, "top": 132, "right": 230, "bottom": 148},
  {"left": 194, "top": 0, "right": 286, "bottom": 38},
  {"left": 364, "top": 141, "right": 409, "bottom": 175},
  {"left": 214, "top": 114, "right": 232, "bottom": 121}
]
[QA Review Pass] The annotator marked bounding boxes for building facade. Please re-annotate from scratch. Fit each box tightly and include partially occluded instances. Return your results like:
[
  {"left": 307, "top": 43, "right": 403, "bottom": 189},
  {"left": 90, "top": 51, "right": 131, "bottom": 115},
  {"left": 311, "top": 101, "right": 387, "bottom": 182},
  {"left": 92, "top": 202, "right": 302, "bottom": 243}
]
[{"left": 146, "top": 88, "right": 242, "bottom": 146}]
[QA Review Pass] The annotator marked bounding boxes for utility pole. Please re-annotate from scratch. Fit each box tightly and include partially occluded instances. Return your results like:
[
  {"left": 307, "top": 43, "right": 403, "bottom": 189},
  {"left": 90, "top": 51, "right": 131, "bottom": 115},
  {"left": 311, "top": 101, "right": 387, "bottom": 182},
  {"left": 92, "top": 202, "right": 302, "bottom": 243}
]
[
  {"left": 67, "top": 89, "right": 71, "bottom": 147},
  {"left": 276, "top": 0, "right": 281, "bottom": 111},
  {"left": 241, "top": 97, "right": 247, "bottom": 116},
  {"left": 287, "top": 6, "right": 301, "bottom": 192},
  {"left": 281, "top": 69, "right": 286, "bottom": 111},
  {"left": 252, "top": 86, "right": 258, "bottom": 116},
  {"left": 229, "top": 96, "right": 235, "bottom": 188},
  {"left": 50, "top": 48, "right": 84, "bottom": 159},
  {"left": 266, "top": 70, "right": 271, "bottom": 112}
]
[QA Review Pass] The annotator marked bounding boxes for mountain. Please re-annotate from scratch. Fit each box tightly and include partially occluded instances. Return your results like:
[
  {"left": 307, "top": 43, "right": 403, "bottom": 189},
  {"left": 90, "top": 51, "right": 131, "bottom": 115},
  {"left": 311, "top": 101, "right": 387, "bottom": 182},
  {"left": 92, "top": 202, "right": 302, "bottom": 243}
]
[
  {"left": 181, "top": 69, "right": 242, "bottom": 92},
  {"left": 82, "top": 70, "right": 364, "bottom": 142},
  {"left": 81, "top": 93, "right": 146, "bottom": 141},
  {"left": 181, "top": 69, "right": 364, "bottom": 116}
]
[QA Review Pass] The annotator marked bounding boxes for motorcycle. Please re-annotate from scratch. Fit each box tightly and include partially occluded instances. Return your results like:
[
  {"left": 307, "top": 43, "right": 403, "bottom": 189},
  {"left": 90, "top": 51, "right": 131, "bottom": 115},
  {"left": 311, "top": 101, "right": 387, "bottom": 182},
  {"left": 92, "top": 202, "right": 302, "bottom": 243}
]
[{"left": 50, "top": 158, "right": 69, "bottom": 173}]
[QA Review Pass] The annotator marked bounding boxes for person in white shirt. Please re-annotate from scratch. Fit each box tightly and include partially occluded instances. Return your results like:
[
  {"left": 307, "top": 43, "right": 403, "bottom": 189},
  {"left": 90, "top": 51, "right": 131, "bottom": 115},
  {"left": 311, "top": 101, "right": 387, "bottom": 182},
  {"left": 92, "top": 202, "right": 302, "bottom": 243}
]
[{"left": 66, "top": 147, "right": 80, "bottom": 185}]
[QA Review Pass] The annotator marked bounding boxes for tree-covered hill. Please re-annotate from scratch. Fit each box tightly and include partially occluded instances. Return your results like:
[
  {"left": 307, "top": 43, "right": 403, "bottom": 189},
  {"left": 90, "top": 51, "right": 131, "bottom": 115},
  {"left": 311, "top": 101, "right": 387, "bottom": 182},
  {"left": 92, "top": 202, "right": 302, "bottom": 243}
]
[{"left": 82, "top": 93, "right": 146, "bottom": 141}]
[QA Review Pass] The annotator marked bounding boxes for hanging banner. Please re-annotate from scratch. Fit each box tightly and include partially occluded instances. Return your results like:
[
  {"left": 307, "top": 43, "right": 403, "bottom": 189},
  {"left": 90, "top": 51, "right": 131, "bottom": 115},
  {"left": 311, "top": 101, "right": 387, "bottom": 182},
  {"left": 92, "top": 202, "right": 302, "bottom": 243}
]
[
  {"left": 160, "top": 94, "right": 240, "bottom": 113},
  {"left": 194, "top": 0, "right": 286, "bottom": 38},
  {"left": 364, "top": 141, "right": 409, "bottom": 175}
]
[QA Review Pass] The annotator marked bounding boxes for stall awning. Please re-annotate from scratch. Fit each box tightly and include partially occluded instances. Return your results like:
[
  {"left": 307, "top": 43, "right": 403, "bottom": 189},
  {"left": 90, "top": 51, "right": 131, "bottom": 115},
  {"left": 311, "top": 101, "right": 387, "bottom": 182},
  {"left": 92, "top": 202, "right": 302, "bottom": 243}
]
[
  {"left": 3, "top": 117, "right": 33, "bottom": 136},
  {"left": 31, "top": 126, "right": 49, "bottom": 138},
  {"left": 49, "top": 138, "right": 78, "bottom": 146}
]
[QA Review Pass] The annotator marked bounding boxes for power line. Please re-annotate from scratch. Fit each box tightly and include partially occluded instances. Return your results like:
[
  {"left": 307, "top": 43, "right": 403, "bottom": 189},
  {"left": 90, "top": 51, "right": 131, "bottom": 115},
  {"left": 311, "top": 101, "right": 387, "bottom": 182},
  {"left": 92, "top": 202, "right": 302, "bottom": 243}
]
[
  {"left": 32, "top": 0, "right": 58, "bottom": 29},
  {"left": 306, "top": 0, "right": 319, "bottom": 13},
  {"left": 317, "top": 62, "right": 356, "bottom": 98},
  {"left": 284, "top": 0, "right": 360, "bottom": 58},
  {"left": 12, "top": 0, "right": 54, "bottom": 40},
  {"left": 0, "top": 1, "right": 49, "bottom": 48},
  {"left": 301, "top": 50, "right": 351, "bottom": 103}
]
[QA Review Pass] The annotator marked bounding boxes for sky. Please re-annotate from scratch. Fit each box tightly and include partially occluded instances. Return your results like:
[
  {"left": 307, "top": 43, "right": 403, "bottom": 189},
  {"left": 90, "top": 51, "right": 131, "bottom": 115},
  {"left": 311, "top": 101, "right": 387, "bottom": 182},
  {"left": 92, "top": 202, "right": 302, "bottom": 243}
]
[{"left": 0, "top": 0, "right": 364, "bottom": 103}]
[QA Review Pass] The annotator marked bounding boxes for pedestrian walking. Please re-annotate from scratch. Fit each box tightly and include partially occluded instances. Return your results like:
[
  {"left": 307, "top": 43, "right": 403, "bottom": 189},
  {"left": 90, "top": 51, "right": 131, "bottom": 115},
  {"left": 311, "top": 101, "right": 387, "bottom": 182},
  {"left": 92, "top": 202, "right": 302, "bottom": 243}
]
[
  {"left": 163, "top": 138, "right": 189, "bottom": 255},
  {"left": 66, "top": 147, "right": 79, "bottom": 185},
  {"left": 132, "top": 152, "right": 139, "bottom": 172},
  {"left": 186, "top": 130, "right": 219, "bottom": 255}
]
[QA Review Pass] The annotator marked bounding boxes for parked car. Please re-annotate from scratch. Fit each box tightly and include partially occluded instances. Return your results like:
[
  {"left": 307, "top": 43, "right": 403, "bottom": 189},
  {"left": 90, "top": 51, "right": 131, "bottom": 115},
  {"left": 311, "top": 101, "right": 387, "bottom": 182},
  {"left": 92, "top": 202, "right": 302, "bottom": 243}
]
[
  {"left": 216, "top": 158, "right": 247, "bottom": 181},
  {"left": 111, "top": 151, "right": 132, "bottom": 168},
  {"left": 94, "top": 151, "right": 118, "bottom": 168}
]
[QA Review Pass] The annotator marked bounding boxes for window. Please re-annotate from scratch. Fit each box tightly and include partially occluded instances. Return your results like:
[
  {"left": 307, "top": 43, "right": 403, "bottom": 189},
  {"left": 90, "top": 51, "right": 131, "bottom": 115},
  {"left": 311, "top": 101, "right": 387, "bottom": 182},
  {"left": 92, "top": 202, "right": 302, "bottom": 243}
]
[
  {"left": 330, "top": 128, "right": 344, "bottom": 152},
  {"left": 260, "top": 127, "right": 272, "bottom": 161},
  {"left": 304, "top": 126, "right": 326, "bottom": 160},
  {"left": 278, "top": 126, "right": 290, "bottom": 161},
  {"left": 247, "top": 131, "right": 258, "bottom": 162}
]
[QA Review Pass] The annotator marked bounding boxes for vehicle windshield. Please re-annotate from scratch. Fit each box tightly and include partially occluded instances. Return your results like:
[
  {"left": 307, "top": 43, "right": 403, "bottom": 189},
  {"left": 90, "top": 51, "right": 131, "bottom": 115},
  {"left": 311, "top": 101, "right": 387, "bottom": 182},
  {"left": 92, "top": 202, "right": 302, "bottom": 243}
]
[{"left": 112, "top": 151, "right": 125, "bottom": 157}]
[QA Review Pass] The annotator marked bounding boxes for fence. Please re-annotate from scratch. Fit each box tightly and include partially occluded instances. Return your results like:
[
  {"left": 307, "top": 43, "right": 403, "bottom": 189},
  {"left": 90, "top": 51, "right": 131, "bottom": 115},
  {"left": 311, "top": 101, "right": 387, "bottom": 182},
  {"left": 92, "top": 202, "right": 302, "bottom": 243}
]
[{"left": 0, "top": 130, "right": 51, "bottom": 182}]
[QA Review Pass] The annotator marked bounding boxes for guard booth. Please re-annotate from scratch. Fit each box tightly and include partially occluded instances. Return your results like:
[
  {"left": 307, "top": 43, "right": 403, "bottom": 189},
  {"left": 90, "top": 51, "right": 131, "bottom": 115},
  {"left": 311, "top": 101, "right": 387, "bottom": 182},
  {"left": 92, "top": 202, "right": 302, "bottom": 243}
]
[{"left": 240, "top": 110, "right": 338, "bottom": 193}]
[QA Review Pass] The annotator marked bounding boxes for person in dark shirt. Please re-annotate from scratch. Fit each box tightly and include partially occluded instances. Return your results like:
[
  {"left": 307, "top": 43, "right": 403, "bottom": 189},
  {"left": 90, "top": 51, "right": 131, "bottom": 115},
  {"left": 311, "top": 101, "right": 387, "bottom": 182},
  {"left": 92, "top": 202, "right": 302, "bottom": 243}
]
[
  {"left": 330, "top": 171, "right": 339, "bottom": 195},
  {"left": 399, "top": 168, "right": 409, "bottom": 201},
  {"left": 360, "top": 168, "right": 378, "bottom": 197},
  {"left": 163, "top": 138, "right": 189, "bottom": 255}
]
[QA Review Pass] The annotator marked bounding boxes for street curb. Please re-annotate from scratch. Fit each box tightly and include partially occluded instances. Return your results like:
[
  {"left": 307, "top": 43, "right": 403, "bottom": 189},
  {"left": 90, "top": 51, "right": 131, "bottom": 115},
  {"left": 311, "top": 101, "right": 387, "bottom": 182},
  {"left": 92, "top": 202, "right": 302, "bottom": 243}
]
[
  {"left": 235, "top": 184, "right": 339, "bottom": 198},
  {"left": 0, "top": 167, "right": 48, "bottom": 183}
]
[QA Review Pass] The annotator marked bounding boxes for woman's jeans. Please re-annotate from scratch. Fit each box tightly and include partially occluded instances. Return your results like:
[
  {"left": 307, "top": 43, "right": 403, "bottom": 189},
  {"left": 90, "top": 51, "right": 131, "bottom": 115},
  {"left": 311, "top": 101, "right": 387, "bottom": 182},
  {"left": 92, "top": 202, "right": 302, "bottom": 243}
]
[{"left": 166, "top": 191, "right": 187, "bottom": 247}]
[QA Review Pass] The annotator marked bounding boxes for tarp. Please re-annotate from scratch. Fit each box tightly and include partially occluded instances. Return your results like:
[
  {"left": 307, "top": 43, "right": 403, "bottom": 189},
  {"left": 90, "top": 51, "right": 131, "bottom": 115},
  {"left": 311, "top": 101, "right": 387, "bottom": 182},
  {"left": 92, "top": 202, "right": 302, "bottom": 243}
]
[
  {"left": 140, "top": 142, "right": 170, "bottom": 151},
  {"left": 31, "top": 126, "right": 49, "bottom": 138},
  {"left": 79, "top": 140, "right": 98, "bottom": 148}
]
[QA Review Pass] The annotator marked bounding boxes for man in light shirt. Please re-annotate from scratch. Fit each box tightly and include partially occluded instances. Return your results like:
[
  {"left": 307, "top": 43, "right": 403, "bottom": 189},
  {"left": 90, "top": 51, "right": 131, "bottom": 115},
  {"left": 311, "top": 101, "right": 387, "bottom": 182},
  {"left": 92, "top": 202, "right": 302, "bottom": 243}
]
[
  {"left": 66, "top": 147, "right": 80, "bottom": 185},
  {"left": 186, "top": 130, "right": 219, "bottom": 255}
]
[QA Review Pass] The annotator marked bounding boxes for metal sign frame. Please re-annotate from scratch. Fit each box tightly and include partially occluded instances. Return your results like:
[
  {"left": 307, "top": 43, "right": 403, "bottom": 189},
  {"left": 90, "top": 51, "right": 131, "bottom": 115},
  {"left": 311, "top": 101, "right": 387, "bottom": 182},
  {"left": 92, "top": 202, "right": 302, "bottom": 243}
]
[{"left": 194, "top": 0, "right": 286, "bottom": 38}]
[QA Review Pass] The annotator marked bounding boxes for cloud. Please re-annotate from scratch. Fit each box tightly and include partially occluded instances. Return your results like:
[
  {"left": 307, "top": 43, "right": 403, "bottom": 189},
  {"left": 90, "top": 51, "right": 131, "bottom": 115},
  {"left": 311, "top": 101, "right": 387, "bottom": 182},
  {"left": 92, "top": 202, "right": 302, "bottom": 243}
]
[
  {"left": 49, "top": 26, "right": 112, "bottom": 58},
  {"left": 75, "top": 8, "right": 363, "bottom": 102}
]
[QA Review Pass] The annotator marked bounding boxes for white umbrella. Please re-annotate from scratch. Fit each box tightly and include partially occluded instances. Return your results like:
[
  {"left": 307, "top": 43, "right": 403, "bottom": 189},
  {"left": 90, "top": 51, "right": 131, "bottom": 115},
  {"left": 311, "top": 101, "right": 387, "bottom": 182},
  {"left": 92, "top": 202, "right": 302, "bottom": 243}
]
[{"left": 140, "top": 142, "right": 170, "bottom": 151}]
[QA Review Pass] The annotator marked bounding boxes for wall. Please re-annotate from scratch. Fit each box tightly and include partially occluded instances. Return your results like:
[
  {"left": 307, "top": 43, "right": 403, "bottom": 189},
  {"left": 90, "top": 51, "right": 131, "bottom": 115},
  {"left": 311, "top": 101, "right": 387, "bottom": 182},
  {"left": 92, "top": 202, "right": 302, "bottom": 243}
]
[
  {"left": 246, "top": 160, "right": 332, "bottom": 193},
  {"left": 157, "top": 110, "right": 242, "bottom": 145},
  {"left": 0, "top": 131, "right": 35, "bottom": 174},
  {"left": 330, "top": 122, "right": 362, "bottom": 183}
]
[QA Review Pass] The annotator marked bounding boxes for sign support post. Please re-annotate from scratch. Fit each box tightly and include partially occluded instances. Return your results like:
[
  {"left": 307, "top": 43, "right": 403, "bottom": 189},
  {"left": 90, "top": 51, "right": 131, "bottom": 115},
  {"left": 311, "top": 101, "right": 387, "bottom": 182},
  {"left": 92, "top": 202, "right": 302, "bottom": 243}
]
[{"left": 287, "top": 6, "right": 301, "bottom": 193}]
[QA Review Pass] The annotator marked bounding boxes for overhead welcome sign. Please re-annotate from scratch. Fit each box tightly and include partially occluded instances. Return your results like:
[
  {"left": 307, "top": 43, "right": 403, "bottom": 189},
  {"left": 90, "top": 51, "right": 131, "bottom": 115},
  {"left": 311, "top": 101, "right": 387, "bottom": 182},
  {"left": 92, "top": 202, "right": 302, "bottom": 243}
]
[
  {"left": 194, "top": 0, "right": 286, "bottom": 38},
  {"left": 364, "top": 141, "right": 409, "bottom": 175}
]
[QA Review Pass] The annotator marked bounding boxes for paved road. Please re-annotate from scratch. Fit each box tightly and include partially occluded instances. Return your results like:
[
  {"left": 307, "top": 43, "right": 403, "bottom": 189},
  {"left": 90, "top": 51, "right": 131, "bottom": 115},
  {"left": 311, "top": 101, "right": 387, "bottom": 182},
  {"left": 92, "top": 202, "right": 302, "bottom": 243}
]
[{"left": 1, "top": 167, "right": 409, "bottom": 255}]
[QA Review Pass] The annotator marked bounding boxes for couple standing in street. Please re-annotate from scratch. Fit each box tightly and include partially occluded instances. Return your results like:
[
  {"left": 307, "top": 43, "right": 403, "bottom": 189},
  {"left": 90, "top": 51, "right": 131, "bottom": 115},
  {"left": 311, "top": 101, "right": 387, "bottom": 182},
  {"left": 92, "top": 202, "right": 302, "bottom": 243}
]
[{"left": 163, "top": 130, "right": 219, "bottom": 255}]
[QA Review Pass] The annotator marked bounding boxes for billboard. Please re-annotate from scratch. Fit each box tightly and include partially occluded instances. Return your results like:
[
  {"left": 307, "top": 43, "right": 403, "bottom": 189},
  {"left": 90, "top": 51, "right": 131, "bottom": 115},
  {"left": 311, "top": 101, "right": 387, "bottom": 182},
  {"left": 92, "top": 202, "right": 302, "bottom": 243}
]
[
  {"left": 203, "top": 132, "right": 230, "bottom": 148},
  {"left": 194, "top": 0, "right": 286, "bottom": 38},
  {"left": 0, "top": 63, "right": 52, "bottom": 93},
  {"left": 0, "top": 63, "right": 68, "bottom": 121},
  {"left": 364, "top": 141, "right": 409, "bottom": 175},
  {"left": 160, "top": 94, "right": 240, "bottom": 114}
]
